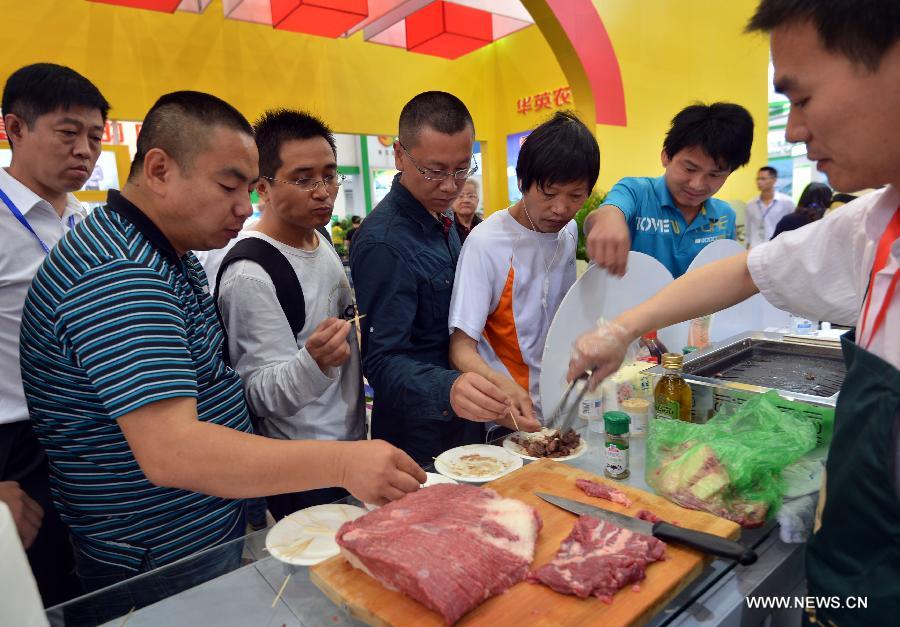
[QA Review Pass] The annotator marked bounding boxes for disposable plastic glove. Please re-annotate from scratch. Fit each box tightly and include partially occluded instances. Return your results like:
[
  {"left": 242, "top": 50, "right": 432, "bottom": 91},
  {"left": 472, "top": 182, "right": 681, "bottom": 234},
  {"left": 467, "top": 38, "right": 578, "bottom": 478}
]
[{"left": 567, "top": 319, "right": 637, "bottom": 390}]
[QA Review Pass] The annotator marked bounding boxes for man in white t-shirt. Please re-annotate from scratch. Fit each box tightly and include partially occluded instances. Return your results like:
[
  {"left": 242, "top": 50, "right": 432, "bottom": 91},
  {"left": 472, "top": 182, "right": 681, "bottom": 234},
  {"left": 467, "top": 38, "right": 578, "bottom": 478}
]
[
  {"left": 745, "top": 165, "right": 795, "bottom": 247},
  {"left": 449, "top": 111, "right": 600, "bottom": 422},
  {"left": 217, "top": 110, "right": 418, "bottom": 519}
]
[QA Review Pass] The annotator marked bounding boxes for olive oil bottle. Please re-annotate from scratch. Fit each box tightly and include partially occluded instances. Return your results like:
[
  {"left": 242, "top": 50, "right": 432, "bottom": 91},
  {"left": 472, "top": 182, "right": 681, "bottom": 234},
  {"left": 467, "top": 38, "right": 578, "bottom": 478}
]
[{"left": 654, "top": 353, "right": 693, "bottom": 422}]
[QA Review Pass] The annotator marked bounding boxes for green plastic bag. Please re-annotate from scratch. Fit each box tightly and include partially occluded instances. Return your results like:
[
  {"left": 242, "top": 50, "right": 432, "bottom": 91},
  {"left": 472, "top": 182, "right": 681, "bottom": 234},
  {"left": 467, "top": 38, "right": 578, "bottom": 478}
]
[{"left": 645, "top": 391, "right": 817, "bottom": 527}]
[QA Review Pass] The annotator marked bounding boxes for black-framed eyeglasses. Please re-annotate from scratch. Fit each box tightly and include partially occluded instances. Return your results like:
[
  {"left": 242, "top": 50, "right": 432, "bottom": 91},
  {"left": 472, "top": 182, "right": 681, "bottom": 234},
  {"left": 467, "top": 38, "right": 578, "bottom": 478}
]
[
  {"left": 262, "top": 174, "right": 346, "bottom": 192},
  {"left": 398, "top": 142, "right": 478, "bottom": 182}
]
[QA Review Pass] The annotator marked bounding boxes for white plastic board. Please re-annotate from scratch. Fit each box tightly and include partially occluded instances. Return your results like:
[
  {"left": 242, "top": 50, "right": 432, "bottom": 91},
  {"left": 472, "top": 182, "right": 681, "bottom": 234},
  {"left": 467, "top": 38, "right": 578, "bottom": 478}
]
[{"left": 540, "top": 252, "right": 687, "bottom": 418}]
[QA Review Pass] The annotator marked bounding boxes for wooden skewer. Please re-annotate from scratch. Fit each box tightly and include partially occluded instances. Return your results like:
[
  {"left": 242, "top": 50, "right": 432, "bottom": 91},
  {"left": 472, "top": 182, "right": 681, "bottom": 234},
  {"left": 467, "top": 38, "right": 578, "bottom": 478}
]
[{"left": 271, "top": 573, "right": 292, "bottom": 608}]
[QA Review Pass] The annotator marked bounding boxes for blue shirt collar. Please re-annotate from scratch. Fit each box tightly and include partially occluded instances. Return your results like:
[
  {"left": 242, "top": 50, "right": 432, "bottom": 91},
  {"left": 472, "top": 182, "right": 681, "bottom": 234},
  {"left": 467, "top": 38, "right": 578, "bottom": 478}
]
[
  {"left": 652, "top": 174, "right": 711, "bottom": 223},
  {"left": 652, "top": 175, "right": 680, "bottom": 212}
]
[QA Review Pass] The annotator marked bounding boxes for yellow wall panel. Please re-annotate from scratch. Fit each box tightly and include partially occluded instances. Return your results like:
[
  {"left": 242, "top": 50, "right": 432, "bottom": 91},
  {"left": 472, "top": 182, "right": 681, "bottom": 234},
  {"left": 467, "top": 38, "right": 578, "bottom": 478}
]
[{"left": 0, "top": 0, "right": 767, "bottom": 213}]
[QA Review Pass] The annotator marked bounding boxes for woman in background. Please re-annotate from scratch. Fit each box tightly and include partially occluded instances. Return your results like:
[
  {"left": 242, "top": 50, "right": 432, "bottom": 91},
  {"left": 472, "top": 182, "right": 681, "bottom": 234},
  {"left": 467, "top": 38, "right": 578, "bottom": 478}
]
[
  {"left": 452, "top": 179, "right": 482, "bottom": 244},
  {"left": 771, "top": 182, "right": 833, "bottom": 239}
]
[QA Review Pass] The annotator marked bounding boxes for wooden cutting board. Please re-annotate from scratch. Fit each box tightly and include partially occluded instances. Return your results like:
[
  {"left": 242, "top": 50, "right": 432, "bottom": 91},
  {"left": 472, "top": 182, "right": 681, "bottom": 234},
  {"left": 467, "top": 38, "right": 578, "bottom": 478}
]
[{"left": 311, "top": 458, "right": 740, "bottom": 626}]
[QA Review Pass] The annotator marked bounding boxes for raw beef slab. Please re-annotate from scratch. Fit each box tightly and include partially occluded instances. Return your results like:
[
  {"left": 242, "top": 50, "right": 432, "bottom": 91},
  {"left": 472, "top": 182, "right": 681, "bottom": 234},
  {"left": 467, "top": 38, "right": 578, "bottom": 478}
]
[
  {"left": 336, "top": 483, "right": 542, "bottom": 624},
  {"left": 529, "top": 514, "right": 666, "bottom": 603},
  {"left": 576, "top": 477, "right": 634, "bottom": 508}
]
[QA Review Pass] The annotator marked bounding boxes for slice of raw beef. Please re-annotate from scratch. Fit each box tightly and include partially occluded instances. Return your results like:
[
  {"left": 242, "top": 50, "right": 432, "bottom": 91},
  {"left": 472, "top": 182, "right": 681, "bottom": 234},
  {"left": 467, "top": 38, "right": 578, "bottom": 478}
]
[
  {"left": 576, "top": 477, "right": 634, "bottom": 508},
  {"left": 529, "top": 514, "right": 666, "bottom": 603},
  {"left": 336, "top": 483, "right": 542, "bottom": 624}
]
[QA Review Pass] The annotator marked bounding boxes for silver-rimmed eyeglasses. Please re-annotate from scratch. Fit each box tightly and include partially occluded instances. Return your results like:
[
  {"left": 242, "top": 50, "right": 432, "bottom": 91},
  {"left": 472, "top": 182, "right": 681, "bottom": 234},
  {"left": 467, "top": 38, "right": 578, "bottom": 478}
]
[
  {"left": 262, "top": 174, "right": 346, "bottom": 192},
  {"left": 398, "top": 142, "right": 478, "bottom": 182}
]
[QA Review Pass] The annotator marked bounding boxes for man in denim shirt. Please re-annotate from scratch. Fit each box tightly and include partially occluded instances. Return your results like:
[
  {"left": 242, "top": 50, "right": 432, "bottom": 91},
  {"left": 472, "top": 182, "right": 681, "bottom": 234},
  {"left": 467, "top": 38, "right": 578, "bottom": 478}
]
[{"left": 351, "top": 92, "right": 540, "bottom": 464}]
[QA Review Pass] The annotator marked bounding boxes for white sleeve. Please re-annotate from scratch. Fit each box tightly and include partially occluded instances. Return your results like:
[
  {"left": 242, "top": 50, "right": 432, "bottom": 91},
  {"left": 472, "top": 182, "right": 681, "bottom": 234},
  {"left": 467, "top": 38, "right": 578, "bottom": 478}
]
[
  {"left": 218, "top": 263, "right": 336, "bottom": 418},
  {"left": 448, "top": 234, "right": 496, "bottom": 341},
  {"left": 747, "top": 201, "right": 871, "bottom": 325}
]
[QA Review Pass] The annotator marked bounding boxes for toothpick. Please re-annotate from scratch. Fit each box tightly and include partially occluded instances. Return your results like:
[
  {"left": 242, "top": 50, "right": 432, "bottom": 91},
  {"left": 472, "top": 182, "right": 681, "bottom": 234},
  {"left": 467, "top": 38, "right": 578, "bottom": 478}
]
[
  {"left": 271, "top": 573, "right": 292, "bottom": 608},
  {"left": 119, "top": 607, "right": 135, "bottom": 627},
  {"left": 282, "top": 537, "right": 314, "bottom": 558},
  {"left": 350, "top": 313, "right": 366, "bottom": 326},
  {"left": 507, "top": 407, "right": 520, "bottom": 432}
]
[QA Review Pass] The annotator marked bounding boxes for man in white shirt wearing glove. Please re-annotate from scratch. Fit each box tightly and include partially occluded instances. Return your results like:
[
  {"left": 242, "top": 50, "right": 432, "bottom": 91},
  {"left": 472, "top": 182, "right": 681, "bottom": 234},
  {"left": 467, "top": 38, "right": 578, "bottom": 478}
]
[
  {"left": 217, "top": 109, "right": 367, "bottom": 519},
  {"left": 568, "top": 1, "right": 899, "bottom": 623}
]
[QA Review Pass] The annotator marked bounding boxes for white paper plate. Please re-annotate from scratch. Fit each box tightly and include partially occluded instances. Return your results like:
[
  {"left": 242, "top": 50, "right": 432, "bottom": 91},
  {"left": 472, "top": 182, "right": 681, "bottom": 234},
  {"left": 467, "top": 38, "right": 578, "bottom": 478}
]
[
  {"left": 502, "top": 430, "right": 588, "bottom": 462},
  {"left": 364, "top": 472, "right": 459, "bottom": 510},
  {"left": 421, "top": 472, "right": 460, "bottom": 488},
  {"left": 265, "top": 503, "right": 366, "bottom": 566},
  {"left": 433, "top": 444, "right": 523, "bottom": 483}
]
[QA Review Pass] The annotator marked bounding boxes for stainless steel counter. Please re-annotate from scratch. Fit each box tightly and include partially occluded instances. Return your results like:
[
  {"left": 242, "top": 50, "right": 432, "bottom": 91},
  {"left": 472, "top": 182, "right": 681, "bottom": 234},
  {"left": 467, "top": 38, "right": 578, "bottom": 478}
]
[{"left": 46, "top": 434, "right": 806, "bottom": 627}]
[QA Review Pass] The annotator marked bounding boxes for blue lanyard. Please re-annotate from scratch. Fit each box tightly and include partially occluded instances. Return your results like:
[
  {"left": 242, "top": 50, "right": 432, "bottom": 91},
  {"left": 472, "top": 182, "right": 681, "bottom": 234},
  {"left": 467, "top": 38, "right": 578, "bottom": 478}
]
[{"left": 0, "top": 186, "right": 75, "bottom": 254}]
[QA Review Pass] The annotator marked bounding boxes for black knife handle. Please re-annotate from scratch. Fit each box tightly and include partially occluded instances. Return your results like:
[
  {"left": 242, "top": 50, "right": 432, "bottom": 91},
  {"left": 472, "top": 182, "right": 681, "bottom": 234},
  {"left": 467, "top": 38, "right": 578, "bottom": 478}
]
[{"left": 652, "top": 522, "right": 758, "bottom": 565}]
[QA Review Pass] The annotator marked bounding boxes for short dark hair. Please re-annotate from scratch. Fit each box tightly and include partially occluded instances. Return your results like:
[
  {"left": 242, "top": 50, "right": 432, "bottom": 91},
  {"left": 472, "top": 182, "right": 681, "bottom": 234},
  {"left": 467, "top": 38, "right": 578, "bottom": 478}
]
[
  {"left": 2, "top": 63, "right": 109, "bottom": 142},
  {"left": 253, "top": 109, "right": 336, "bottom": 179},
  {"left": 663, "top": 102, "right": 754, "bottom": 172},
  {"left": 398, "top": 91, "right": 474, "bottom": 147},
  {"left": 129, "top": 91, "right": 253, "bottom": 180},
  {"left": 758, "top": 166, "right": 778, "bottom": 177},
  {"left": 516, "top": 110, "right": 600, "bottom": 194},
  {"left": 351, "top": 215, "right": 362, "bottom": 224},
  {"left": 746, "top": 0, "right": 900, "bottom": 71}
]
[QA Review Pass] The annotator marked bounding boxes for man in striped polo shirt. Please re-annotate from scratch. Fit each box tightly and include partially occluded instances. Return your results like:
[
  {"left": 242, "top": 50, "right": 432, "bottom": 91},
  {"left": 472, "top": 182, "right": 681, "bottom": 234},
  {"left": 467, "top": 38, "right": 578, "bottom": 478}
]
[{"left": 19, "top": 91, "right": 424, "bottom": 597}]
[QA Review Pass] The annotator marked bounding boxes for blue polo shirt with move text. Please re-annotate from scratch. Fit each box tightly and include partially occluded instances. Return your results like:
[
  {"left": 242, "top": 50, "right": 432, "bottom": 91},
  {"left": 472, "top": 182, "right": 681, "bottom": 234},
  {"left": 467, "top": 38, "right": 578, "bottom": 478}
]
[
  {"left": 604, "top": 175, "right": 736, "bottom": 278},
  {"left": 19, "top": 190, "right": 252, "bottom": 572}
]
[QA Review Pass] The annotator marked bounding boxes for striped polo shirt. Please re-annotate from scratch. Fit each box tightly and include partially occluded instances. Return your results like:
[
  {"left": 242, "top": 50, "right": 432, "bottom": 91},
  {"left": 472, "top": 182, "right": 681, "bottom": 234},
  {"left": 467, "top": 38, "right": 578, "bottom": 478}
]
[{"left": 19, "top": 190, "right": 252, "bottom": 571}]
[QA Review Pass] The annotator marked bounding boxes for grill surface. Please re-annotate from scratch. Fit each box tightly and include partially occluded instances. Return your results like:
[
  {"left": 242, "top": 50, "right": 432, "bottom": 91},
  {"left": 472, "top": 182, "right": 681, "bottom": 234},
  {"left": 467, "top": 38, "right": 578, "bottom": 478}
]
[{"left": 685, "top": 341, "right": 846, "bottom": 398}]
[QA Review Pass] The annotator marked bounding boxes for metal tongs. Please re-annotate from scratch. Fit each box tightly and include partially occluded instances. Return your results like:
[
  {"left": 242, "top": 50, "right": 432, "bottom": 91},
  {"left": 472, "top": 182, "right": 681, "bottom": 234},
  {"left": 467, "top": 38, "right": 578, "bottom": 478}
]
[{"left": 544, "top": 370, "right": 592, "bottom": 435}]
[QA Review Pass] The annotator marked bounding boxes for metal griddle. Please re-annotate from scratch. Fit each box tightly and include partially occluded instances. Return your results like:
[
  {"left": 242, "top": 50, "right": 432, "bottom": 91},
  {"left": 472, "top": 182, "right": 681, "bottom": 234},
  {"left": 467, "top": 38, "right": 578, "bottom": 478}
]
[
  {"left": 686, "top": 341, "right": 846, "bottom": 398},
  {"left": 649, "top": 332, "right": 848, "bottom": 406}
]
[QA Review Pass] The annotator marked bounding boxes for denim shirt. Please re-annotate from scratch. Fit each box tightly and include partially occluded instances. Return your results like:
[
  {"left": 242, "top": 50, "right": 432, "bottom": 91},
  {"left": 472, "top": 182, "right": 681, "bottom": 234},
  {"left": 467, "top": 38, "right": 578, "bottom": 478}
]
[{"left": 349, "top": 176, "right": 483, "bottom": 463}]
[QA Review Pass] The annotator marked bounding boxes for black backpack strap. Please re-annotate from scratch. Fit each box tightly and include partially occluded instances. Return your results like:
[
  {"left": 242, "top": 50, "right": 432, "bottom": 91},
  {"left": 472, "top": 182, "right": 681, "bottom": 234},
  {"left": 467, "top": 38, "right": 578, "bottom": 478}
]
[
  {"left": 316, "top": 224, "right": 333, "bottom": 245},
  {"left": 214, "top": 237, "right": 306, "bottom": 367}
]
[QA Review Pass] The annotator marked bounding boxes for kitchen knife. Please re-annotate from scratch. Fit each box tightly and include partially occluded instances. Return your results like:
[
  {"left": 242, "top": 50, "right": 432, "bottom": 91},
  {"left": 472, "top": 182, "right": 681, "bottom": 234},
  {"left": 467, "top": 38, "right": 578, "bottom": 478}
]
[{"left": 534, "top": 492, "right": 757, "bottom": 566}]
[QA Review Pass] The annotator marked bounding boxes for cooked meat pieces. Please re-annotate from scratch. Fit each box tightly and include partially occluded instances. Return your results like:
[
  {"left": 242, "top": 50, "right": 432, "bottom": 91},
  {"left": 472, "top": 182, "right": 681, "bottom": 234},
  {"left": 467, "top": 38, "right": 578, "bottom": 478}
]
[
  {"left": 529, "top": 514, "right": 666, "bottom": 602},
  {"left": 575, "top": 478, "right": 634, "bottom": 508},
  {"left": 513, "top": 429, "right": 581, "bottom": 458},
  {"left": 336, "top": 483, "right": 542, "bottom": 625}
]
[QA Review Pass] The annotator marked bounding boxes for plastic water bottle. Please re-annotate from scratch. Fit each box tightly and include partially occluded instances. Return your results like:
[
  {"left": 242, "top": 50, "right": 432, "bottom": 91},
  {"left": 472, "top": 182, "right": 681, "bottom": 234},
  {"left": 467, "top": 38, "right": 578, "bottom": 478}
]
[{"left": 790, "top": 314, "right": 815, "bottom": 335}]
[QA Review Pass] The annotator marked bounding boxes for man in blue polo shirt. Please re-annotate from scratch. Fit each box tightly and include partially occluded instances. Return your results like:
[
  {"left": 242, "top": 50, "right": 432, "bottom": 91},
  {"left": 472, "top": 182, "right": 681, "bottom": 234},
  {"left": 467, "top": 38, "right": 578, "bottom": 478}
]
[
  {"left": 584, "top": 102, "right": 753, "bottom": 277},
  {"left": 19, "top": 91, "right": 424, "bottom": 603}
]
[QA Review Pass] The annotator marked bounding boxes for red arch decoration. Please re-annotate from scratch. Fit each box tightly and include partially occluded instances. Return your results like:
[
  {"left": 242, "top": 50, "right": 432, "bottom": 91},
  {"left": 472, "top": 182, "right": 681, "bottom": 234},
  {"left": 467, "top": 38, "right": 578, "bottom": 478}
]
[{"left": 543, "top": 0, "right": 627, "bottom": 126}]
